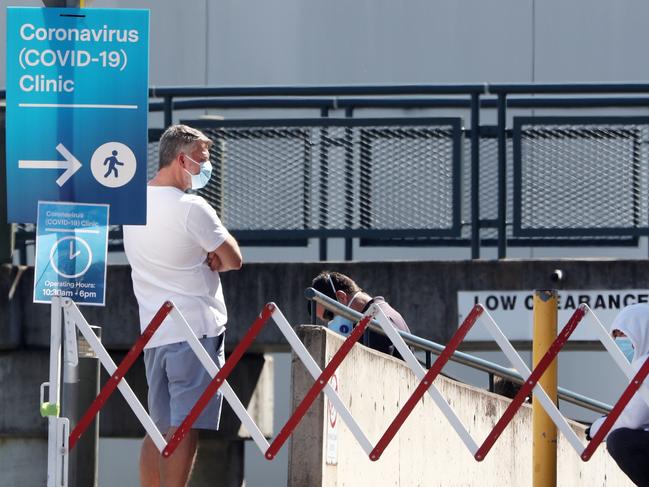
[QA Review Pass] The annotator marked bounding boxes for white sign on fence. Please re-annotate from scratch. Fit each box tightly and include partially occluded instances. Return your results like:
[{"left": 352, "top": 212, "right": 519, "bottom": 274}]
[
  {"left": 326, "top": 373, "right": 339, "bottom": 465},
  {"left": 458, "top": 290, "right": 649, "bottom": 341}
]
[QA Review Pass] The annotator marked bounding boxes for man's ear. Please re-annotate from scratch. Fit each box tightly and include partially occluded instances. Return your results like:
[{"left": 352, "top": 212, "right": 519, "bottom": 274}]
[
  {"left": 335, "top": 290, "right": 348, "bottom": 304},
  {"left": 177, "top": 153, "right": 186, "bottom": 168}
]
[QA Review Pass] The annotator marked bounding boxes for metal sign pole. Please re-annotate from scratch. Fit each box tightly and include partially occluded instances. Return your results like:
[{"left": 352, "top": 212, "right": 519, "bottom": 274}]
[
  {"left": 75, "top": 327, "right": 101, "bottom": 486},
  {"left": 44, "top": 296, "right": 67, "bottom": 487},
  {"left": 42, "top": 1, "right": 84, "bottom": 7},
  {"left": 62, "top": 306, "right": 79, "bottom": 487},
  {"left": 61, "top": 309, "right": 101, "bottom": 487}
]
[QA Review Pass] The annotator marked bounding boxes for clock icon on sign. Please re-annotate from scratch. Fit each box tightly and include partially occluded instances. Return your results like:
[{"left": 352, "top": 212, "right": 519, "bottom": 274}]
[{"left": 49, "top": 236, "right": 93, "bottom": 278}]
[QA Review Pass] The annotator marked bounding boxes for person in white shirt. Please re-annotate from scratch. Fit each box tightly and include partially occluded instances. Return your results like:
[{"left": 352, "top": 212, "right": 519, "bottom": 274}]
[
  {"left": 123, "top": 124, "right": 242, "bottom": 487},
  {"left": 588, "top": 303, "right": 649, "bottom": 486}
]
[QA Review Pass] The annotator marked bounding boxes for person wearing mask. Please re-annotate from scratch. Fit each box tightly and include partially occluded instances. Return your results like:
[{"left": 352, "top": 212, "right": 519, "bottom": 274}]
[
  {"left": 123, "top": 124, "right": 242, "bottom": 487},
  {"left": 587, "top": 303, "right": 649, "bottom": 486},
  {"left": 310, "top": 271, "right": 410, "bottom": 357}
]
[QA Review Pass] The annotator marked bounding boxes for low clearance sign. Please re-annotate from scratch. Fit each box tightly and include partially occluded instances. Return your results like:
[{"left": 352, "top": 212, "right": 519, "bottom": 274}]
[{"left": 457, "top": 290, "right": 649, "bottom": 341}]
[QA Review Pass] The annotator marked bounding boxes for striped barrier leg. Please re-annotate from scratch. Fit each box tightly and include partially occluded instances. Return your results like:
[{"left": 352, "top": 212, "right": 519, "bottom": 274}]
[
  {"left": 162, "top": 304, "right": 276, "bottom": 458},
  {"left": 474, "top": 305, "right": 587, "bottom": 461},
  {"left": 369, "top": 304, "right": 484, "bottom": 460},
  {"left": 265, "top": 313, "right": 374, "bottom": 460},
  {"left": 68, "top": 301, "right": 174, "bottom": 450},
  {"left": 482, "top": 306, "right": 586, "bottom": 457},
  {"left": 367, "top": 304, "right": 481, "bottom": 458},
  {"left": 161, "top": 304, "right": 374, "bottom": 459},
  {"left": 271, "top": 307, "right": 375, "bottom": 456},
  {"left": 581, "top": 354, "right": 649, "bottom": 461}
]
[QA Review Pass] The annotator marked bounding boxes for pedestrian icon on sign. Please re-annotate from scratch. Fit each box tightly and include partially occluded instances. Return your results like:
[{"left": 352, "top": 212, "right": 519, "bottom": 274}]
[
  {"left": 91, "top": 142, "right": 137, "bottom": 188},
  {"left": 103, "top": 150, "right": 125, "bottom": 178}
]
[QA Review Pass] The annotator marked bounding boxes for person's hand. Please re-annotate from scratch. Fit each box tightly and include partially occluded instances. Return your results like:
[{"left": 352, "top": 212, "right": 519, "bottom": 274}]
[{"left": 206, "top": 251, "right": 224, "bottom": 272}]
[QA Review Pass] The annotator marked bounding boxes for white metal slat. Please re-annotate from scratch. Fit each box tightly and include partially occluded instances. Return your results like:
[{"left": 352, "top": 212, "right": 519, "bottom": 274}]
[
  {"left": 271, "top": 307, "right": 375, "bottom": 455},
  {"left": 372, "top": 306, "right": 479, "bottom": 455},
  {"left": 480, "top": 309, "right": 585, "bottom": 455},
  {"left": 169, "top": 307, "right": 271, "bottom": 453},
  {"left": 64, "top": 300, "right": 167, "bottom": 452}
]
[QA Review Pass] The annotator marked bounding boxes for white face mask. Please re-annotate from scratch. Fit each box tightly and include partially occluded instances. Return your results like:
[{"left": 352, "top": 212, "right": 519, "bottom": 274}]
[
  {"left": 615, "top": 337, "right": 634, "bottom": 362},
  {"left": 327, "top": 291, "right": 361, "bottom": 337},
  {"left": 183, "top": 153, "right": 213, "bottom": 190},
  {"left": 328, "top": 315, "right": 354, "bottom": 336}
]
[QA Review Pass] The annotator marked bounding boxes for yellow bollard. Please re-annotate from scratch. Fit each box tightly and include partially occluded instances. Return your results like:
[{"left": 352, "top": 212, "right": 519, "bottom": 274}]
[{"left": 533, "top": 290, "right": 558, "bottom": 487}]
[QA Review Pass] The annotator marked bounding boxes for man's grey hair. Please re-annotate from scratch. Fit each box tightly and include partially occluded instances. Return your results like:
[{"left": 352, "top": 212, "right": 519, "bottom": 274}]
[{"left": 158, "top": 124, "right": 213, "bottom": 169}]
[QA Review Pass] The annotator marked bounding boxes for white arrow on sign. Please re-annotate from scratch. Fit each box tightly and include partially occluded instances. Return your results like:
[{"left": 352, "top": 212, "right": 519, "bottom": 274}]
[{"left": 19, "top": 143, "right": 82, "bottom": 187}]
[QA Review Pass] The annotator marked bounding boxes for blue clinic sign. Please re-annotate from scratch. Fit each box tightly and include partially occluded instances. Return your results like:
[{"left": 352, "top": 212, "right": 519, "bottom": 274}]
[
  {"left": 6, "top": 8, "right": 149, "bottom": 224},
  {"left": 34, "top": 201, "right": 109, "bottom": 306}
]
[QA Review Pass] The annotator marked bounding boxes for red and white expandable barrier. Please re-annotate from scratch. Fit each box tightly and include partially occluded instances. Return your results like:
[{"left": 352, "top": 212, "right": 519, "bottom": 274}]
[
  {"left": 163, "top": 304, "right": 379, "bottom": 458},
  {"left": 66, "top": 300, "right": 270, "bottom": 454},
  {"left": 164, "top": 302, "right": 491, "bottom": 460},
  {"left": 66, "top": 299, "right": 384, "bottom": 463},
  {"left": 46, "top": 298, "right": 273, "bottom": 486},
  {"left": 47, "top": 295, "right": 649, "bottom": 486},
  {"left": 372, "top": 302, "right": 649, "bottom": 462}
]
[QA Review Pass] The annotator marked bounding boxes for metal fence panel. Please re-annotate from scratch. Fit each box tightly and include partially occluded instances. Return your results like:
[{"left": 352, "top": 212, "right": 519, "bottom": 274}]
[
  {"left": 513, "top": 116, "right": 649, "bottom": 237},
  {"left": 183, "top": 118, "right": 463, "bottom": 239}
]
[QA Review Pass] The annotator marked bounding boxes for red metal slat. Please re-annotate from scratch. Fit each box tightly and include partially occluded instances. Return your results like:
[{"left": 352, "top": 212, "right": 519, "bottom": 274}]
[
  {"left": 162, "top": 303, "right": 276, "bottom": 458},
  {"left": 69, "top": 301, "right": 175, "bottom": 450},
  {"left": 264, "top": 313, "right": 374, "bottom": 460},
  {"left": 369, "top": 304, "right": 484, "bottom": 461},
  {"left": 581, "top": 354, "right": 649, "bottom": 461},
  {"left": 474, "top": 305, "right": 587, "bottom": 461}
]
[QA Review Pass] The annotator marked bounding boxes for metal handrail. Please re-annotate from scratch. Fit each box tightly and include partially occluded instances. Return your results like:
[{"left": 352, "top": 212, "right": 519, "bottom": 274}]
[
  {"left": 148, "top": 84, "right": 488, "bottom": 97},
  {"left": 305, "top": 287, "right": 612, "bottom": 415},
  {"left": 147, "top": 96, "right": 649, "bottom": 112},
  {"left": 6, "top": 81, "right": 649, "bottom": 100},
  {"left": 489, "top": 82, "right": 649, "bottom": 94}
]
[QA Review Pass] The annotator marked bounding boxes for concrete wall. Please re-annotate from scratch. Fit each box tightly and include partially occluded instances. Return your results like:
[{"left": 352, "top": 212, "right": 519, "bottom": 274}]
[
  {"left": 3, "top": 1, "right": 649, "bottom": 86},
  {"left": 289, "top": 326, "right": 633, "bottom": 486},
  {"left": 4, "top": 259, "right": 649, "bottom": 353}
]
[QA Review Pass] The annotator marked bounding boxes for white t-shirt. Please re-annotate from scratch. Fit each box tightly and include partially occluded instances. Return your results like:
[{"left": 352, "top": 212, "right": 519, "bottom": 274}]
[{"left": 123, "top": 186, "right": 229, "bottom": 348}]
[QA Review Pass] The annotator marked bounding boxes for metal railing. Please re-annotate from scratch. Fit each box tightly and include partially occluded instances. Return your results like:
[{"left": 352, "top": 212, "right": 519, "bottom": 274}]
[
  {"left": 6, "top": 82, "right": 649, "bottom": 260},
  {"left": 305, "top": 287, "right": 612, "bottom": 415}
]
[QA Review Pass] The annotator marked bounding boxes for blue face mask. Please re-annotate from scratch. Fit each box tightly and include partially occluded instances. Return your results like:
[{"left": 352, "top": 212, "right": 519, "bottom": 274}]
[
  {"left": 328, "top": 315, "right": 354, "bottom": 337},
  {"left": 615, "top": 337, "right": 634, "bottom": 363},
  {"left": 183, "top": 154, "right": 213, "bottom": 190}
]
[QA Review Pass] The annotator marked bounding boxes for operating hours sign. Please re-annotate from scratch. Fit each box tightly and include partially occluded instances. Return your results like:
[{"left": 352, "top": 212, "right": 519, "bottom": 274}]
[
  {"left": 34, "top": 201, "right": 109, "bottom": 306},
  {"left": 5, "top": 7, "right": 149, "bottom": 224}
]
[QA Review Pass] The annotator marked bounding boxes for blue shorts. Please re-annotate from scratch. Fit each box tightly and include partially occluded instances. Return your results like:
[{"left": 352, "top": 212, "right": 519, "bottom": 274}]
[{"left": 143, "top": 334, "right": 225, "bottom": 433}]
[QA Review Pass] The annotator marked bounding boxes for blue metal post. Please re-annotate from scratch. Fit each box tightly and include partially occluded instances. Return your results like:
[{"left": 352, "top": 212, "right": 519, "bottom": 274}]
[
  {"left": 497, "top": 93, "right": 508, "bottom": 259},
  {"left": 470, "top": 93, "right": 481, "bottom": 259}
]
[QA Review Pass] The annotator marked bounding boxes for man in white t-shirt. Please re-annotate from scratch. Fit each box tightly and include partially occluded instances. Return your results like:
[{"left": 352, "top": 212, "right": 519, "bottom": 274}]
[{"left": 123, "top": 124, "right": 242, "bottom": 487}]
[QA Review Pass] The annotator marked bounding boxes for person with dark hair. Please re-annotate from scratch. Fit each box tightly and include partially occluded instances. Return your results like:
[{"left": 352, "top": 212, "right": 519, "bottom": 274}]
[
  {"left": 586, "top": 303, "right": 649, "bottom": 486},
  {"left": 311, "top": 271, "right": 410, "bottom": 357}
]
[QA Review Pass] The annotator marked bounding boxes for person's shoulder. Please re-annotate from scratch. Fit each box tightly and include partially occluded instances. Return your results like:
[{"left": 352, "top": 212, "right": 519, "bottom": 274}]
[
  {"left": 374, "top": 296, "right": 410, "bottom": 332},
  {"left": 147, "top": 185, "right": 184, "bottom": 200},
  {"left": 182, "top": 194, "right": 222, "bottom": 225},
  {"left": 180, "top": 192, "right": 212, "bottom": 210}
]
